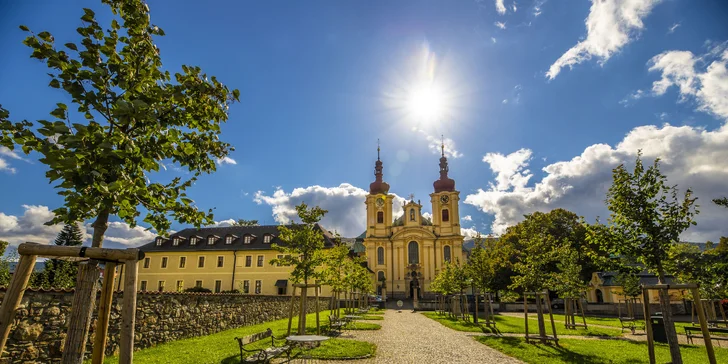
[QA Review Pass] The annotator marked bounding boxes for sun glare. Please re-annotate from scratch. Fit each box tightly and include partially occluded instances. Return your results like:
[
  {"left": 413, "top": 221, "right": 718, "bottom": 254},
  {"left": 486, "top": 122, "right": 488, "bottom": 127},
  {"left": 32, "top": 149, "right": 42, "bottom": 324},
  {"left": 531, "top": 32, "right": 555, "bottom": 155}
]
[{"left": 407, "top": 83, "right": 446, "bottom": 122}]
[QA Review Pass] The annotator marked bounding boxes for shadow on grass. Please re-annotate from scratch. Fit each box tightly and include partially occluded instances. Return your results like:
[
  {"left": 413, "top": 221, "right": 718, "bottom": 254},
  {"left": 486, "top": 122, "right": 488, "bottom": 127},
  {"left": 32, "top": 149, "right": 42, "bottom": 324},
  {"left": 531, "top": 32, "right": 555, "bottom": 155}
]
[{"left": 480, "top": 336, "right": 609, "bottom": 364}]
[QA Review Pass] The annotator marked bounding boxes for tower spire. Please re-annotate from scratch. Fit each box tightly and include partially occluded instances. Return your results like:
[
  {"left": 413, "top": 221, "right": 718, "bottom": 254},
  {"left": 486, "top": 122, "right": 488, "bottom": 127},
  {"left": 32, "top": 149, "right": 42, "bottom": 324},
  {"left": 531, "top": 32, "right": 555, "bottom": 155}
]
[
  {"left": 370, "top": 139, "right": 390, "bottom": 194},
  {"left": 433, "top": 136, "right": 455, "bottom": 192},
  {"left": 377, "top": 138, "right": 381, "bottom": 161},
  {"left": 441, "top": 135, "right": 445, "bottom": 157}
]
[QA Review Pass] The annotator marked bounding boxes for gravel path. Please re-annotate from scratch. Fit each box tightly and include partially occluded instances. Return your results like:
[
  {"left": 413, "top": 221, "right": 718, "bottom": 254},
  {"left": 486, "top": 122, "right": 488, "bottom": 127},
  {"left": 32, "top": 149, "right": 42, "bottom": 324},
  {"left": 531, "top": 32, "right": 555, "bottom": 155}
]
[{"left": 322, "top": 310, "right": 523, "bottom": 364}]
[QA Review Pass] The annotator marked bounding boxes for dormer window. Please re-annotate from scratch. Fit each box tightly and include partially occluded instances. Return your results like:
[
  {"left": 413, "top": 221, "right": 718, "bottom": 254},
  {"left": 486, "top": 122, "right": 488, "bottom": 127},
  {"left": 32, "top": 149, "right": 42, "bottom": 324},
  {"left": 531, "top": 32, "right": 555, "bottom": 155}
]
[
  {"left": 225, "top": 235, "right": 236, "bottom": 245},
  {"left": 190, "top": 237, "right": 198, "bottom": 245},
  {"left": 263, "top": 235, "right": 272, "bottom": 244},
  {"left": 207, "top": 236, "right": 216, "bottom": 245},
  {"left": 155, "top": 237, "right": 164, "bottom": 246},
  {"left": 244, "top": 235, "right": 252, "bottom": 244},
  {"left": 172, "top": 237, "right": 182, "bottom": 246}
]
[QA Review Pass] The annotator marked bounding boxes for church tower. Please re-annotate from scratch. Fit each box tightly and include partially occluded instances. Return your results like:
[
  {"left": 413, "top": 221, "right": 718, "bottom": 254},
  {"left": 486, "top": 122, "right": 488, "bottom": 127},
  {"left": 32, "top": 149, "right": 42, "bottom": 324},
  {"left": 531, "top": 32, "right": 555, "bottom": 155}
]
[
  {"left": 365, "top": 143, "right": 393, "bottom": 238},
  {"left": 430, "top": 139, "right": 463, "bottom": 266}
]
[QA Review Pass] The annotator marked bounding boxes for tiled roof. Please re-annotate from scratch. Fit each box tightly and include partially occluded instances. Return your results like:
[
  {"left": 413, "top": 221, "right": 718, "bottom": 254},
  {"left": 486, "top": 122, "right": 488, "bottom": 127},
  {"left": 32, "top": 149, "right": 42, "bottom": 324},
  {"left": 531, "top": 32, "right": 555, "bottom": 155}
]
[
  {"left": 597, "top": 271, "right": 678, "bottom": 287},
  {"left": 140, "top": 224, "right": 336, "bottom": 252}
]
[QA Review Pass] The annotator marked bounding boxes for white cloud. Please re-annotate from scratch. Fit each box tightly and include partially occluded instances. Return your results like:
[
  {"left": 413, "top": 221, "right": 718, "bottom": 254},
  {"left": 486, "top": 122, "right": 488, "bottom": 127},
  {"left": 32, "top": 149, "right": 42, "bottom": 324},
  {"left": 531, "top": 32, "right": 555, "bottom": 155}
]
[
  {"left": 502, "top": 99, "right": 508, "bottom": 104},
  {"left": 413, "top": 128, "right": 463, "bottom": 158},
  {"left": 254, "top": 184, "right": 408, "bottom": 237},
  {"left": 512, "top": 2, "right": 517, "bottom": 12},
  {"left": 461, "top": 227, "right": 483, "bottom": 240},
  {"left": 641, "top": 43, "right": 728, "bottom": 119},
  {"left": 495, "top": 21, "right": 507, "bottom": 30},
  {"left": 667, "top": 23, "right": 681, "bottom": 34},
  {"left": 547, "top": 0, "right": 662, "bottom": 80},
  {"left": 465, "top": 123, "right": 728, "bottom": 241},
  {"left": 0, "top": 158, "right": 16, "bottom": 174},
  {"left": 462, "top": 215, "right": 473, "bottom": 221},
  {"left": 495, "top": 0, "right": 506, "bottom": 14},
  {"left": 0, "top": 146, "right": 28, "bottom": 174},
  {"left": 491, "top": 37, "right": 497, "bottom": 44},
  {"left": 0, "top": 204, "right": 164, "bottom": 249},
  {"left": 216, "top": 156, "right": 237, "bottom": 165}
]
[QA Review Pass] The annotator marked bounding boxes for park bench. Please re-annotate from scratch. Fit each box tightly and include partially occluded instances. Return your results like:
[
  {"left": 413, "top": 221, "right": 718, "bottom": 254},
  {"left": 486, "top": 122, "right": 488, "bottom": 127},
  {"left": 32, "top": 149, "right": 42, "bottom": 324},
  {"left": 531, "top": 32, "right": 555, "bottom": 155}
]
[
  {"left": 684, "top": 326, "right": 728, "bottom": 347},
  {"left": 234, "top": 328, "right": 291, "bottom": 363},
  {"left": 328, "top": 315, "right": 346, "bottom": 336},
  {"left": 619, "top": 317, "right": 645, "bottom": 334}
]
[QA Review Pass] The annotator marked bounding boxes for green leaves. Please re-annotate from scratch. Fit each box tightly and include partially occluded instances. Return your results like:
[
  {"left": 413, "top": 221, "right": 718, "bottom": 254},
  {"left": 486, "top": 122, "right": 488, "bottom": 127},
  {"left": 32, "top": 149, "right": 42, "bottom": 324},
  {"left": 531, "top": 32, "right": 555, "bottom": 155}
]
[
  {"left": 271, "top": 203, "right": 329, "bottom": 284},
  {"left": 1, "top": 0, "right": 239, "bottom": 243},
  {"left": 19, "top": 25, "right": 29, "bottom": 32}
]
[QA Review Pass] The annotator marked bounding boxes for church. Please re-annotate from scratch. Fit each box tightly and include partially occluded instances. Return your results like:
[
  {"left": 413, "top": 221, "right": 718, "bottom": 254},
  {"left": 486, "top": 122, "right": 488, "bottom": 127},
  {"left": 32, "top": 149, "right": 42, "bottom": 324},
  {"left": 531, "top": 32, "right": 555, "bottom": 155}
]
[{"left": 361, "top": 143, "right": 464, "bottom": 300}]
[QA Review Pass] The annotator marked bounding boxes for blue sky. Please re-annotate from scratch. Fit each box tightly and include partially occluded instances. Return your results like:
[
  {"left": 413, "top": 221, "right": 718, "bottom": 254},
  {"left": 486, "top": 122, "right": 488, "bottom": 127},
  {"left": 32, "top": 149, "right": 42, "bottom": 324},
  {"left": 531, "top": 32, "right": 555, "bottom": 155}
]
[{"left": 1, "top": 0, "right": 727, "bottom": 247}]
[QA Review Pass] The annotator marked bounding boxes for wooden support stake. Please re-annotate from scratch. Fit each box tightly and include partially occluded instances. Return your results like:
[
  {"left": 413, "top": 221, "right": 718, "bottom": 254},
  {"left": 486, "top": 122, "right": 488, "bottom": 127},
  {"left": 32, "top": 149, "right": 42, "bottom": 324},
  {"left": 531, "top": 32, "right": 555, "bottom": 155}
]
[
  {"left": 544, "top": 293, "right": 558, "bottom": 344},
  {"left": 642, "top": 287, "right": 655, "bottom": 364},
  {"left": 91, "top": 262, "right": 117, "bottom": 364},
  {"left": 691, "top": 288, "right": 716, "bottom": 364},
  {"left": 63, "top": 260, "right": 101, "bottom": 364},
  {"left": 287, "top": 286, "right": 297, "bottom": 336},
  {"left": 523, "top": 296, "right": 530, "bottom": 344},
  {"left": 299, "top": 286, "right": 307, "bottom": 335},
  {"left": 0, "top": 254, "right": 38, "bottom": 356},
  {"left": 578, "top": 299, "right": 587, "bottom": 329},
  {"left": 315, "top": 283, "right": 320, "bottom": 335},
  {"left": 18, "top": 244, "right": 143, "bottom": 262},
  {"left": 119, "top": 260, "right": 138, "bottom": 364}
]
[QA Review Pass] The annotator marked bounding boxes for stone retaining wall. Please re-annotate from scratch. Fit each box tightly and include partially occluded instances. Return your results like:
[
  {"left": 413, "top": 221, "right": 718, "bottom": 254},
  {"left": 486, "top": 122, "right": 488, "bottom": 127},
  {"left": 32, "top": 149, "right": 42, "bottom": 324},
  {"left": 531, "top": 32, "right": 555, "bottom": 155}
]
[{"left": 0, "top": 288, "right": 330, "bottom": 363}]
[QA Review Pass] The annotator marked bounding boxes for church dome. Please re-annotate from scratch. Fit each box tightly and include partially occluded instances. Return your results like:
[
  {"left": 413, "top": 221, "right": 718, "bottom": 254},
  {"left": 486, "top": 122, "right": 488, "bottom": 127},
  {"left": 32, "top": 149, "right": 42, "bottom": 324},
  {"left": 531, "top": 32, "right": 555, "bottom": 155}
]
[
  {"left": 370, "top": 144, "right": 390, "bottom": 194},
  {"left": 433, "top": 142, "right": 456, "bottom": 193}
]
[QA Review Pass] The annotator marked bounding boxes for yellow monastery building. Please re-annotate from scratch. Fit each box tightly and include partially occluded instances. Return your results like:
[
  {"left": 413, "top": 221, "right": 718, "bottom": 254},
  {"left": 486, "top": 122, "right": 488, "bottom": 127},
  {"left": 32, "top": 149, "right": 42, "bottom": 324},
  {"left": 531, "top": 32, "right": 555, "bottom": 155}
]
[
  {"left": 127, "top": 144, "right": 464, "bottom": 299},
  {"left": 361, "top": 145, "right": 464, "bottom": 300},
  {"left": 127, "top": 224, "right": 339, "bottom": 296}
]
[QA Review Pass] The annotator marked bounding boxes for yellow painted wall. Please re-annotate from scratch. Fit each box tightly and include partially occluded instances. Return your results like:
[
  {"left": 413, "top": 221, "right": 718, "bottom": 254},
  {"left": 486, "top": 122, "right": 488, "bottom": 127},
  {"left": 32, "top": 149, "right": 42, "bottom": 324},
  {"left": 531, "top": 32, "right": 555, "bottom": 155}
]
[{"left": 117, "top": 250, "right": 333, "bottom": 296}]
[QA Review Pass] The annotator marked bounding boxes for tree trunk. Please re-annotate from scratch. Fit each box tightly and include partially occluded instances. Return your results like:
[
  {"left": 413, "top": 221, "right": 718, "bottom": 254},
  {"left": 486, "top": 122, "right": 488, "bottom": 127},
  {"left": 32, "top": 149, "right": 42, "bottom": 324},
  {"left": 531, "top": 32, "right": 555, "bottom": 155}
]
[
  {"left": 657, "top": 270, "right": 683, "bottom": 364},
  {"left": 62, "top": 211, "right": 108, "bottom": 364}
]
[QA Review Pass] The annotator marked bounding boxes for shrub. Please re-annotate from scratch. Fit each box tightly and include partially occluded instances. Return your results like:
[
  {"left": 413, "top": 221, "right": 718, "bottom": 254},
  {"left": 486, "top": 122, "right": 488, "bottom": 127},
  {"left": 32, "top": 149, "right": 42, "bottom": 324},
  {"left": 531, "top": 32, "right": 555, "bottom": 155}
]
[{"left": 184, "top": 287, "right": 212, "bottom": 293}]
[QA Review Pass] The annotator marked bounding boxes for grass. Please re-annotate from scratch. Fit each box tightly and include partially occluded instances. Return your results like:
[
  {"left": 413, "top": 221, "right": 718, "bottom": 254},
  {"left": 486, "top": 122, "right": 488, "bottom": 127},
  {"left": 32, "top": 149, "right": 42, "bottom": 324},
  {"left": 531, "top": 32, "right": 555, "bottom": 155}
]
[
  {"left": 99, "top": 312, "right": 376, "bottom": 364},
  {"left": 422, "top": 312, "right": 623, "bottom": 337},
  {"left": 358, "top": 315, "right": 385, "bottom": 320},
  {"left": 476, "top": 336, "right": 728, "bottom": 364},
  {"left": 343, "top": 321, "right": 382, "bottom": 330},
  {"left": 542, "top": 313, "right": 700, "bottom": 332}
]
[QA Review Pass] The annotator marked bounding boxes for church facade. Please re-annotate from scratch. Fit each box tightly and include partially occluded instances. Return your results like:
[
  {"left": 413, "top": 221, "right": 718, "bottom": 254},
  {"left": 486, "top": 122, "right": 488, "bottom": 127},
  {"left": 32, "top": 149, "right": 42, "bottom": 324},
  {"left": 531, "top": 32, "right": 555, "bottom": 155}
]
[{"left": 362, "top": 144, "right": 464, "bottom": 300}]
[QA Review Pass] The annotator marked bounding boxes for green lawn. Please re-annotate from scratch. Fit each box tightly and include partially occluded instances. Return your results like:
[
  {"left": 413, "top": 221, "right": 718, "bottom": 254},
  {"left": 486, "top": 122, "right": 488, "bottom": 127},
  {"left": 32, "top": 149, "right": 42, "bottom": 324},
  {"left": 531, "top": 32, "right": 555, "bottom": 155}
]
[
  {"left": 100, "top": 312, "right": 376, "bottom": 364},
  {"left": 542, "top": 313, "right": 700, "bottom": 332},
  {"left": 476, "top": 336, "right": 728, "bottom": 364},
  {"left": 359, "top": 315, "right": 385, "bottom": 320},
  {"left": 343, "top": 321, "right": 382, "bottom": 330},
  {"left": 422, "top": 312, "right": 623, "bottom": 337}
]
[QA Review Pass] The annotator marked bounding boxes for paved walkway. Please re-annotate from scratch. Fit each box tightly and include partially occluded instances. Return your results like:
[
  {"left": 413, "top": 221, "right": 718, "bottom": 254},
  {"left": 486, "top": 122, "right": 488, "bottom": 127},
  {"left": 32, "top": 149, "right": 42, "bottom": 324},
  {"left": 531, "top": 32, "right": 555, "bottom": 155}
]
[{"left": 324, "top": 310, "right": 523, "bottom": 364}]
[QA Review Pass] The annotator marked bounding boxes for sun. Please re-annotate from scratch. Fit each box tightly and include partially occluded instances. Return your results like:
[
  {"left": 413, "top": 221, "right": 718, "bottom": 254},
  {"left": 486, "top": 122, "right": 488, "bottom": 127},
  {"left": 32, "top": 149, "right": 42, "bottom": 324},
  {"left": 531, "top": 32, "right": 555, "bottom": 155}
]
[{"left": 406, "top": 83, "right": 447, "bottom": 122}]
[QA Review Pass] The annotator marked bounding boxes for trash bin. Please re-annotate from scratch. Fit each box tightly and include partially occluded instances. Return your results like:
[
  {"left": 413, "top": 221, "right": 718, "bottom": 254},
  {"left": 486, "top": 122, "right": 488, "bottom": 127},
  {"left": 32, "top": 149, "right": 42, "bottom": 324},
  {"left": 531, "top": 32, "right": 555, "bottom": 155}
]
[{"left": 651, "top": 315, "right": 667, "bottom": 343}]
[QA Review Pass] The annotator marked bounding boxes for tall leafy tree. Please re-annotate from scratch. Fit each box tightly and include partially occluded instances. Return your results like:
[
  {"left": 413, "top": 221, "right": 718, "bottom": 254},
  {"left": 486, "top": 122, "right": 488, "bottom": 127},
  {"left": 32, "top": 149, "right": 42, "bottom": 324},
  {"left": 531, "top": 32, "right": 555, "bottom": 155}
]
[
  {"left": 32, "top": 223, "right": 84, "bottom": 289},
  {"left": 466, "top": 234, "right": 515, "bottom": 297},
  {"left": 588, "top": 153, "right": 698, "bottom": 363},
  {"left": 0, "top": 1, "right": 238, "bottom": 361},
  {"left": 232, "top": 219, "right": 259, "bottom": 226}
]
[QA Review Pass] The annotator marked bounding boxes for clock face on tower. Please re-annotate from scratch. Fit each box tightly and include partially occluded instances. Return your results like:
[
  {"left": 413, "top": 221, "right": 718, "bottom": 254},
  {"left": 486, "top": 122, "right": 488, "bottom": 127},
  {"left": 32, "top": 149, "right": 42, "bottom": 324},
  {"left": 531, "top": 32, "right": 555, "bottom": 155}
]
[
  {"left": 375, "top": 197, "right": 385, "bottom": 207},
  {"left": 440, "top": 195, "right": 449, "bottom": 204}
]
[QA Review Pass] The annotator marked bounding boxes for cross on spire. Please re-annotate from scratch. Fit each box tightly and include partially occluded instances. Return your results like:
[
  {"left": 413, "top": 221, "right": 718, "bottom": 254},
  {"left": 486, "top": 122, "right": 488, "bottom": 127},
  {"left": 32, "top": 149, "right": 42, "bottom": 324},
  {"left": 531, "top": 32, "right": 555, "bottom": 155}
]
[
  {"left": 408, "top": 193, "right": 415, "bottom": 201},
  {"left": 377, "top": 138, "right": 380, "bottom": 161},
  {"left": 441, "top": 135, "right": 445, "bottom": 157}
]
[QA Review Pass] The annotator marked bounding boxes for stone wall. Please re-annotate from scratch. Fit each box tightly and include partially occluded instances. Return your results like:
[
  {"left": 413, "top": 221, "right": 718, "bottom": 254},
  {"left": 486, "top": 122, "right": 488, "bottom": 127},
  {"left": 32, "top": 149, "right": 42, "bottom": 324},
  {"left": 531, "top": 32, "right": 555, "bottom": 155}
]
[{"left": 0, "top": 288, "right": 330, "bottom": 363}]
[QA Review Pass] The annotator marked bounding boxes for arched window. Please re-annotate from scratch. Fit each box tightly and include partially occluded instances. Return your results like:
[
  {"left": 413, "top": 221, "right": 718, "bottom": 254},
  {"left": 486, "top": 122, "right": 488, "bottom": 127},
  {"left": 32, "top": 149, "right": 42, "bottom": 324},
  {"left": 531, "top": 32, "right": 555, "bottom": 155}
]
[
  {"left": 377, "top": 271, "right": 385, "bottom": 281},
  {"left": 377, "top": 211, "right": 384, "bottom": 224},
  {"left": 442, "top": 209, "right": 449, "bottom": 222},
  {"left": 408, "top": 241, "right": 419, "bottom": 264},
  {"left": 444, "top": 245, "right": 451, "bottom": 263},
  {"left": 409, "top": 209, "right": 415, "bottom": 221},
  {"left": 595, "top": 289, "right": 604, "bottom": 303},
  {"left": 377, "top": 247, "right": 385, "bottom": 265}
]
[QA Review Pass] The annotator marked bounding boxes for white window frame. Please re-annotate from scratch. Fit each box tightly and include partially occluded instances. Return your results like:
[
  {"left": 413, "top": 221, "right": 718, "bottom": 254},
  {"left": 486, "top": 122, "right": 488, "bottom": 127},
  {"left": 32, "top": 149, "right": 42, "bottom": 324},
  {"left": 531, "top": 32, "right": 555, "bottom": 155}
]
[
  {"left": 244, "top": 235, "right": 252, "bottom": 244},
  {"left": 263, "top": 235, "right": 272, "bottom": 244},
  {"left": 156, "top": 237, "right": 163, "bottom": 246},
  {"left": 190, "top": 237, "right": 198, "bottom": 245},
  {"left": 172, "top": 237, "right": 181, "bottom": 246},
  {"left": 198, "top": 256, "right": 205, "bottom": 268},
  {"left": 217, "top": 256, "right": 224, "bottom": 268},
  {"left": 179, "top": 256, "right": 186, "bottom": 268},
  {"left": 255, "top": 280, "right": 262, "bottom": 294},
  {"left": 207, "top": 236, "right": 215, "bottom": 245},
  {"left": 257, "top": 255, "right": 264, "bottom": 267}
]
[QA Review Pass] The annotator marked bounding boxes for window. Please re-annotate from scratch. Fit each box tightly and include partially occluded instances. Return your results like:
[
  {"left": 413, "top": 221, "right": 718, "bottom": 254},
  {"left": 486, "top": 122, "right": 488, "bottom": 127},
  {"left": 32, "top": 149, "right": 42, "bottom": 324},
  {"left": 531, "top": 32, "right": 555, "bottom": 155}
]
[
  {"left": 140, "top": 281, "right": 147, "bottom": 291},
  {"left": 143, "top": 257, "right": 150, "bottom": 269},
  {"left": 179, "top": 256, "right": 186, "bottom": 268},
  {"left": 244, "top": 235, "right": 252, "bottom": 244},
  {"left": 176, "top": 280, "right": 184, "bottom": 292},
  {"left": 156, "top": 237, "right": 164, "bottom": 246},
  {"left": 217, "top": 256, "right": 224, "bottom": 268},
  {"left": 245, "top": 256, "right": 252, "bottom": 267},
  {"left": 408, "top": 241, "right": 419, "bottom": 264},
  {"left": 409, "top": 209, "right": 415, "bottom": 221},
  {"left": 257, "top": 255, "right": 264, "bottom": 267},
  {"left": 278, "top": 286, "right": 286, "bottom": 295},
  {"left": 263, "top": 235, "right": 272, "bottom": 243},
  {"left": 161, "top": 257, "right": 168, "bottom": 268},
  {"left": 444, "top": 245, "right": 451, "bottom": 263},
  {"left": 442, "top": 209, "right": 449, "bottom": 222},
  {"left": 195, "top": 280, "right": 202, "bottom": 288},
  {"left": 377, "top": 211, "right": 384, "bottom": 224},
  {"left": 207, "top": 236, "right": 216, "bottom": 245},
  {"left": 158, "top": 280, "right": 165, "bottom": 292},
  {"left": 214, "top": 280, "right": 222, "bottom": 293},
  {"left": 190, "top": 237, "right": 198, "bottom": 245},
  {"left": 377, "top": 271, "right": 385, "bottom": 282},
  {"left": 377, "top": 247, "right": 384, "bottom": 265},
  {"left": 243, "top": 280, "right": 250, "bottom": 294},
  {"left": 172, "top": 237, "right": 181, "bottom": 246},
  {"left": 198, "top": 256, "right": 205, "bottom": 268},
  {"left": 277, "top": 254, "right": 283, "bottom": 266},
  {"left": 255, "top": 280, "right": 262, "bottom": 294},
  {"left": 225, "top": 236, "right": 233, "bottom": 245}
]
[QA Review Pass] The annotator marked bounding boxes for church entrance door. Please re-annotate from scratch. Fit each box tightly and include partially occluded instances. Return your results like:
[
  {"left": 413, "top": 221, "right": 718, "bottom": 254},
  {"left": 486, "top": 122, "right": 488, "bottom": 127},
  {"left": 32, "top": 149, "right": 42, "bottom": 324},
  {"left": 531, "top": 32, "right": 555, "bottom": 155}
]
[{"left": 409, "top": 280, "right": 420, "bottom": 299}]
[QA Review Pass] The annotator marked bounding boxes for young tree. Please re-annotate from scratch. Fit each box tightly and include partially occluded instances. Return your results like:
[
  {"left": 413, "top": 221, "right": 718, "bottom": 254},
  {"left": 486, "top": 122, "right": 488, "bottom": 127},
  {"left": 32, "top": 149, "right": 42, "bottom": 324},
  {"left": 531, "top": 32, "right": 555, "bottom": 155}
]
[
  {"left": 1, "top": 1, "right": 239, "bottom": 360},
  {"left": 588, "top": 153, "right": 698, "bottom": 363},
  {"left": 270, "top": 202, "right": 328, "bottom": 332},
  {"left": 466, "top": 234, "right": 514, "bottom": 297},
  {"left": 32, "top": 223, "right": 84, "bottom": 289},
  {"left": 320, "top": 236, "right": 351, "bottom": 316}
]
